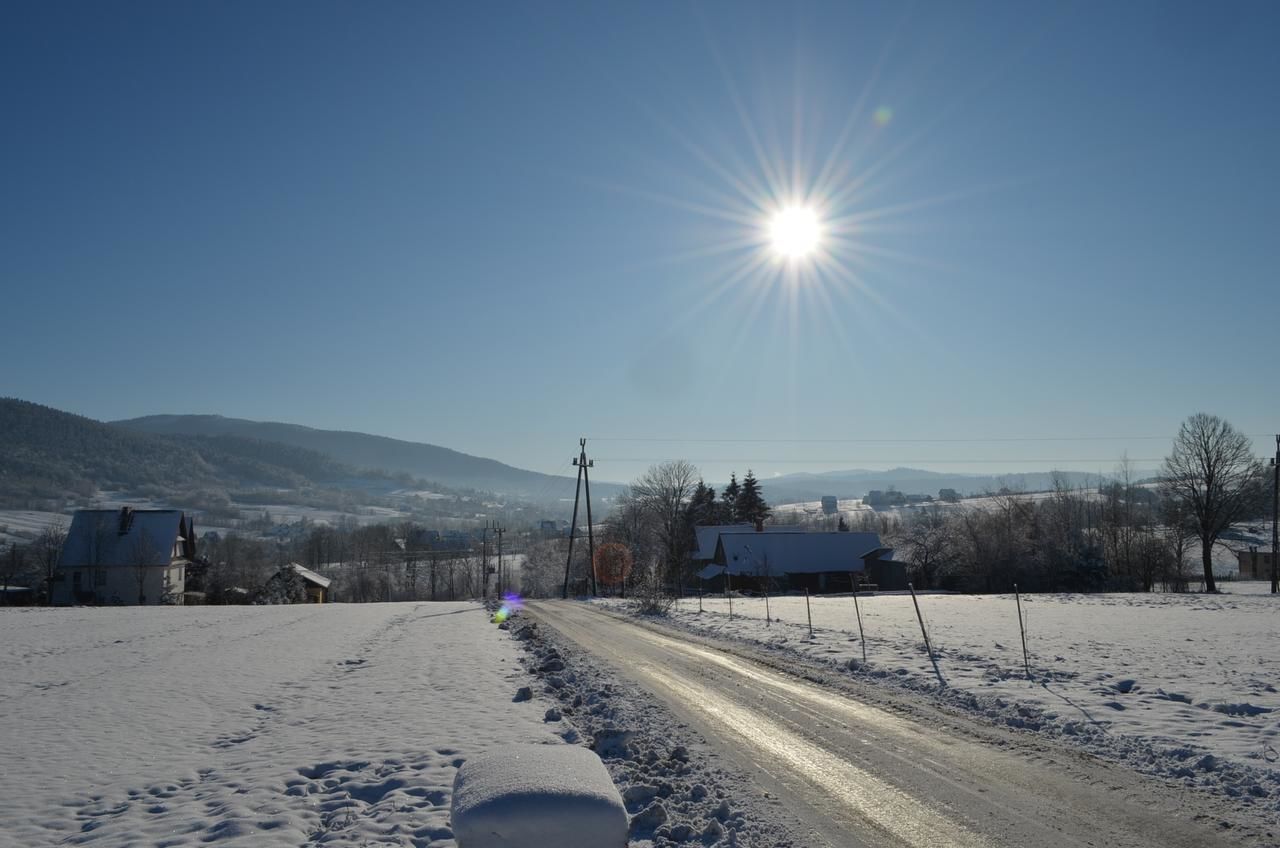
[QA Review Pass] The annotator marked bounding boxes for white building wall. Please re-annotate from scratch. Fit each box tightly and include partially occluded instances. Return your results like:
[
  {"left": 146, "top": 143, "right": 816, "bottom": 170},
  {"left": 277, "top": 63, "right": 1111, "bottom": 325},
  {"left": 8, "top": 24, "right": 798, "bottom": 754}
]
[{"left": 53, "top": 564, "right": 185, "bottom": 605}]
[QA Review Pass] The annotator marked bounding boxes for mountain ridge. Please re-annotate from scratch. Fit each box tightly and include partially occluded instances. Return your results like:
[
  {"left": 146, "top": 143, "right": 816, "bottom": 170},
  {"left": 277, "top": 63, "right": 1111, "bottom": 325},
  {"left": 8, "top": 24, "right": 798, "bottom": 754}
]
[{"left": 111, "top": 413, "right": 622, "bottom": 501}]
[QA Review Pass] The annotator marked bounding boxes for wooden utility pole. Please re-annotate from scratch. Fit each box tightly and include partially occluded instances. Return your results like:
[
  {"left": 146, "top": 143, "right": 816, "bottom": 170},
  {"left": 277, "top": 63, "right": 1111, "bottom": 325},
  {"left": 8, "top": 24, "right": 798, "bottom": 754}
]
[
  {"left": 581, "top": 445, "right": 597, "bottom": 598},
  {"left": 493, "top": 524, "right": 506, "bottom": 596},
  {"left": 480, "top": 520, "right": 497, "bottom": 599},
  {"left": 562, "top": 439, "right": 594, "bottom": 599}
]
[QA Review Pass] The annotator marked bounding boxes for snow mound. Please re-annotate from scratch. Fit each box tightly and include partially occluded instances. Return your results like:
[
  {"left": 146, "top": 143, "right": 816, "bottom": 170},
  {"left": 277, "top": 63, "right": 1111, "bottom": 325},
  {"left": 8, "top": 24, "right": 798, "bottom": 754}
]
[{"left": 451, "top": 744, "right": 626, "bottom": 847}]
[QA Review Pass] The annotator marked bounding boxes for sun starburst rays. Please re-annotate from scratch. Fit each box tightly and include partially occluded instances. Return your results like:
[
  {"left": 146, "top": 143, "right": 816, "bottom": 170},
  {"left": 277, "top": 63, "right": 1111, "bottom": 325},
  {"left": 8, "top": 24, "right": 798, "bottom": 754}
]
[{"left": 578, "top": 22, "right": 999, "bottom": 388}]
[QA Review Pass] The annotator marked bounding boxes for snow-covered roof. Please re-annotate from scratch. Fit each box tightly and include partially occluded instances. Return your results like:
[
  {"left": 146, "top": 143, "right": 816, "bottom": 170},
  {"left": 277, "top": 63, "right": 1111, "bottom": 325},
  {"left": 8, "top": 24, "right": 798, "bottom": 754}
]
[
  {"left": 59, "top": 509, "right": 186, "bottom": 568},
  {"left": 287, "top": 563, "right": 332, "bottom": 589},
  {"left": 691, "top": 524, "right": 805, "bottom": 560},
  {"left": 715, "top": 531, "right": 883, "bottom": 576}
]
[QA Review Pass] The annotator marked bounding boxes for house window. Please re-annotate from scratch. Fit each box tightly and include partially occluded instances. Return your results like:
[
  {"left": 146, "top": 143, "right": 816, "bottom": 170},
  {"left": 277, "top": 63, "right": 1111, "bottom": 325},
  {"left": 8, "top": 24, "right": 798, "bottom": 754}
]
[{"left": 94, "top": 569, "right": 106, "bottom": 586}]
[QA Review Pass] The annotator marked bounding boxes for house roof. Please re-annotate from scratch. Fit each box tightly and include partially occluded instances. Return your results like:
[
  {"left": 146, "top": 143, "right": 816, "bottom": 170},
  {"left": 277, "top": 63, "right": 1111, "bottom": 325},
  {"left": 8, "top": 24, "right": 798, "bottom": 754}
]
[
  {"left": 715, "top": 531, "right": 885, "bottom": 576},
  {"left": 287, "top": 563, "right": 332, "bottom": 589},
  {"left": 691, "top": 524, "right": 805, "bottom": 560},
  {"left": 59, "top": 509, "right": 186, "bottom": 568}
]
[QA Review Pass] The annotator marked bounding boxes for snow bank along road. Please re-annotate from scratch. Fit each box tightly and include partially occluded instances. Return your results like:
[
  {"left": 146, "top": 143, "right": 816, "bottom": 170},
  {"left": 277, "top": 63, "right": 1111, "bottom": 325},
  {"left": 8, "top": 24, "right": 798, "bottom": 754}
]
[
  {"left": 1, "top": 602, "right": 560, "bottom": 847},
  {"left": 529, "top": 600, "right": 1267, "bottom": 848}
]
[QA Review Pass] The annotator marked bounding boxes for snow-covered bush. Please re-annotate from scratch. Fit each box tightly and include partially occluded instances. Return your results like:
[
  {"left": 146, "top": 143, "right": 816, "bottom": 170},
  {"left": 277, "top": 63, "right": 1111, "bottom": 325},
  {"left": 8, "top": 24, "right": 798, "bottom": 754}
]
[{"left": 255, "top": 566, "right": 306, "bottom": 604}]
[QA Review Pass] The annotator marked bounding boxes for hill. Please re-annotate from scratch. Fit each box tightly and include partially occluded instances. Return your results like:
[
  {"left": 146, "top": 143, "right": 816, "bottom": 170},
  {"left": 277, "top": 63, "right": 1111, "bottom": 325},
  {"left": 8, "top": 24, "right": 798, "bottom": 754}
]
[
  {"left": 0, "top": 399, "right": 479, "bottom": 518},
  {"left": 112, "top": 414, "right": 622, "bottom": 502}
]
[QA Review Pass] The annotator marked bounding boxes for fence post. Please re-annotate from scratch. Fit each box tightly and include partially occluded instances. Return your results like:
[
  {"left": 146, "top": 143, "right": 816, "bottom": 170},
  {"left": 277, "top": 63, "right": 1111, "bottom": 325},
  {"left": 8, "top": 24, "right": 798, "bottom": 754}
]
[
  {"left": 764, "top": 583, "right": 771, "bottom": 625},
  {"left": 726, "top": 570, "right": 733, "bottom": 621},
  {"left": 852, "top": 583, "right": 867, "bottom": 664},
  {"left": 698, "top": 579, "right": 703, "bottom": 614},
  {"left": 1014, "top": 583, "right": 1031, "bottom": 680},
  {"left": 908, "top": 583, "right": 945, "bottom": 687},
  {"left": 804, "top": 587, "right": 813, "bottom": 638}
]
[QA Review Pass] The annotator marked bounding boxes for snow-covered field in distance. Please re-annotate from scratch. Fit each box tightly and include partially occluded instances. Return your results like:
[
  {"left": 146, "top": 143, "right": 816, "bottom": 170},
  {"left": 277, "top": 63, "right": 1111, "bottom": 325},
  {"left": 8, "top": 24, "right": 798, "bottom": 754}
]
[
  {"left": 0, "top": 602, "right": 562, "bottom": 847},
  {"left": 774, "top": 485, "right": 1153, "bottom": 520},
  {"left": 600, "top": 584, "right": 1280, "bottom": 811},
  {"left": 0, "top": 509, "right": 67, "bottom": 544}
]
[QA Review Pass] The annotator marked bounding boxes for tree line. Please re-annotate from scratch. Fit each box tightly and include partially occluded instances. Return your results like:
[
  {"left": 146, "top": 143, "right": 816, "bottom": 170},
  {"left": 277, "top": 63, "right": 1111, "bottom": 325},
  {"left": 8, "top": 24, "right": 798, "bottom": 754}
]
[
  {"left": 868, "top": 414, "right": 1271, "bottom": 593},
  {"left": 4, "top": 412, "right": 1271, "bottom": 604},
  {"left": 523, "top": 413, "right": 1274, "bottom": 600}
]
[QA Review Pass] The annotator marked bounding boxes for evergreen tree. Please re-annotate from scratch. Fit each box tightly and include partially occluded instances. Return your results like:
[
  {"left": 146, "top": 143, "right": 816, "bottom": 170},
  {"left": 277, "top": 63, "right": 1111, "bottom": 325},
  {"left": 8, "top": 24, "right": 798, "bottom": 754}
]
[
  {"left": 685, "top": 481, "right": 720, "bottom": 526},
  {"left": 734, "top": 469, "right": 771, "bottom": 526},
  {"left": 721, "top": 473, "right": 741, "bottom": 522}
]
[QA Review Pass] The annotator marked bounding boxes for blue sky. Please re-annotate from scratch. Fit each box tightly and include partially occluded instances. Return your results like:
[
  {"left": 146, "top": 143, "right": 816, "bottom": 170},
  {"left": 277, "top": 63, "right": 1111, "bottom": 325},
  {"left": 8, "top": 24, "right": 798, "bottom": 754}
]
[{"left": 2, "top": 1, "right": 1277, "bottom": 483}]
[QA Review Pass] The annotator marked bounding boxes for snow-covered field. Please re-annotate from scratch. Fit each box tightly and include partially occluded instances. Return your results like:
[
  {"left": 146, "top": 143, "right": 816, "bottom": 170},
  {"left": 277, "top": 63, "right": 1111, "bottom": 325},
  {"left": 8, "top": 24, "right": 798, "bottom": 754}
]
[
  {"left": 0, "top": 509, "right": 67, "bottom": 543},
  {"left": 600, "top": 584, "right": 1280, "bottom": 810},
  {"left": 0, "top": 602, "right": 564, "bottom": 847}
]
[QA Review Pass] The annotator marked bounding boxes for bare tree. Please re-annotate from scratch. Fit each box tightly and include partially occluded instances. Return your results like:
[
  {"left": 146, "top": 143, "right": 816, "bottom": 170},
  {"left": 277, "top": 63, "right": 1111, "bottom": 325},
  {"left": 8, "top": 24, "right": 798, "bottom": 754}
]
[
  {"left": 1, "top": 543, "right": 23, "bottom": 603},
  {"left": 519, "top": 538, "right": 567, "bottom": 597},
  {"left": 33, "top": 521, "right": 67, "bottom": 605},
  {"left": 130, "top": 530, "right": 163, "bottom": 605},
  {"left": 629, "top": 461, "right": 699, "bottom": 588},
  {"left": 896, "top": 507, "right": 956, "bottom": 589},
  {"left": 1161, "top": 413, "right": 1265, "bottom": 593}
]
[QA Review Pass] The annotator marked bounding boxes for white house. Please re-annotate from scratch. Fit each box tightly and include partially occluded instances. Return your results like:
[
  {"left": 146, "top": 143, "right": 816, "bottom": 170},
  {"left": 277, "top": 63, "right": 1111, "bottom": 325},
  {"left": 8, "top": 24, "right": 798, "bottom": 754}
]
[{"left": 53, "top": 508, "right": 195, "bottom": 606}]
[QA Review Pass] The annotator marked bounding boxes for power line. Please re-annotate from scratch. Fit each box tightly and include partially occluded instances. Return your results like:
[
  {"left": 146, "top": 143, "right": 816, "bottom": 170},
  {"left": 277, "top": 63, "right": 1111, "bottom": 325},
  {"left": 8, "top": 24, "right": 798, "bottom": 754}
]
[
  {"left": 588, "top": 434, "right": 1272, "bottom": 444},
  {"left": 593, "top": 457, "right": 1168, "bottom": 464}
]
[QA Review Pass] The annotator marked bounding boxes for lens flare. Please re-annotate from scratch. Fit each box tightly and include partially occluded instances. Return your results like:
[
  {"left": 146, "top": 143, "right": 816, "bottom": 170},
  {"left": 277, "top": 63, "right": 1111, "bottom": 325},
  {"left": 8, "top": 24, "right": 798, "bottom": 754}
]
[{"left": 492, "top": 593, "right": 525, "bottom": 624}]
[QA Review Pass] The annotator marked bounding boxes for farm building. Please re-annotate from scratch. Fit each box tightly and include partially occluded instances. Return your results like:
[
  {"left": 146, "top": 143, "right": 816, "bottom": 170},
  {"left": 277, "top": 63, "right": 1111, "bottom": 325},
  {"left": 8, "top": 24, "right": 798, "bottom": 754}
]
[
  {"left": 691, "top": 523, "right": 805, "bottom": 567},
  {"left": 698, "top": 530, "right": 904, "bottom": 593},
  {"left": 289, "top": 563, "right": 331, "bottom": 603},
  {"left": 263, "top": 563, "right": 332, "bottom": 604}
]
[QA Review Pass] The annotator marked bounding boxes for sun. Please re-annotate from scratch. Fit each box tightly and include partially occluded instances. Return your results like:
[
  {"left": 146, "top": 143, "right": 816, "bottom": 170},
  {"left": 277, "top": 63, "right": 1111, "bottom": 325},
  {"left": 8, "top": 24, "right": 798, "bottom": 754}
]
[{"left": 768, "top": 206, "right": 823, "bottom": 259}]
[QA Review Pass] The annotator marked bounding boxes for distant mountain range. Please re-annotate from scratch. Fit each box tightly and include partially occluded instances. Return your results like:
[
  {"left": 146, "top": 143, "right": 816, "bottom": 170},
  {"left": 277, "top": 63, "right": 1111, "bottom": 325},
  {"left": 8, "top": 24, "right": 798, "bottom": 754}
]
[
  {"left": 0, "top": 399, "right": 462, "bottom": 512},
  {"left": 2, "top": 397, "right": 1145, "bottom": 524},
  {"left": 112, "top": 414, "right": 624, "bottom": 502}
]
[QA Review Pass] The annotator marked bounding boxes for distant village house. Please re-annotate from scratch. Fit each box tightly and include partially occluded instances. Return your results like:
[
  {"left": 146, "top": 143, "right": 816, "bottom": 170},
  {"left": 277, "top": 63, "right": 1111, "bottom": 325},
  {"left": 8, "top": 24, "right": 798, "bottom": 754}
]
[
  {"left": 695, "top": 527, "right": 908, "bottom": 593},
  {"left": 53, "top": 508, "right": 196, "bottom": 605},
  {"left": 1237, "top": 549, "right": 1276, "bottom": 581}
]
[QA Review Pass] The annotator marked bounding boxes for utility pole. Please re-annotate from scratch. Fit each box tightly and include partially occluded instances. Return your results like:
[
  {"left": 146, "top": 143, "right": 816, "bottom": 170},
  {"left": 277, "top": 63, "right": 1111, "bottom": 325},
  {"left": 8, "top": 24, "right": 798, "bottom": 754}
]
[
  {"left": 1271, "top": 434, "right": 1278, "bottom": 594},
  {"left": 480, "top": 520, "right": 496, "bottom": 599},
  {"left": 493, "top": 523, "right": 506, "bottom": 596},
  {"left": 562, "top": 446, "right": 584, "bottom": 600},
  {"left": 561, "top": 438, "right": 595, "bottom": 599},
  {"left": 581, "top": 446, "right": 597, "bottom": 598}
]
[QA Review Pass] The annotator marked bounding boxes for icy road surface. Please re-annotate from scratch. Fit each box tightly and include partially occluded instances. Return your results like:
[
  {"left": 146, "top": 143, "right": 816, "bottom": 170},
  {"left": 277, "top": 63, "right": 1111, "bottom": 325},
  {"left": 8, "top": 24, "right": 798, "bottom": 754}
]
[{"left": 530, "top": 600, "right": 1265, "bottom": 848}]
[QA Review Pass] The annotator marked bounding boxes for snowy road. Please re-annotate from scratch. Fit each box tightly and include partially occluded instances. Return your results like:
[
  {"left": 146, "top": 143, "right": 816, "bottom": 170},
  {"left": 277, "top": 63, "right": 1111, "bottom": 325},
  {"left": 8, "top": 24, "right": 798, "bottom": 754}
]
[{"left": 530, "top": 601, "right": 1262, "bottom": 848}]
